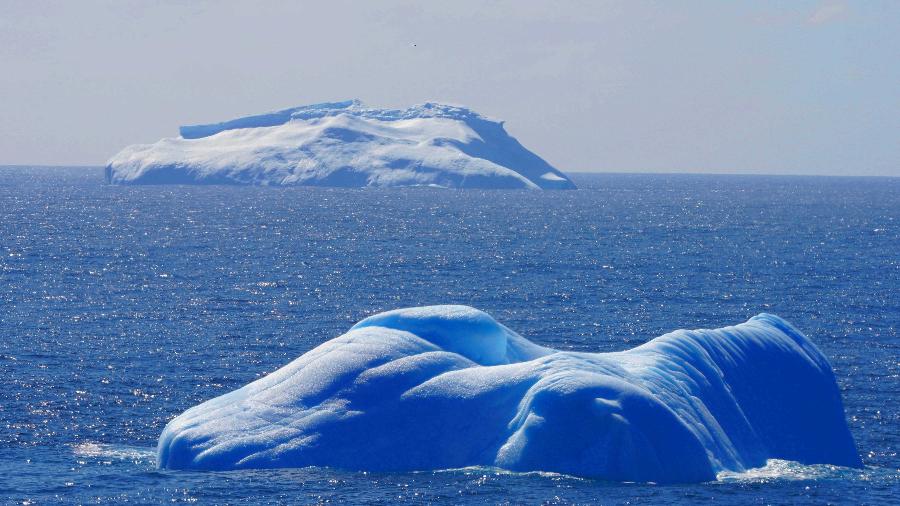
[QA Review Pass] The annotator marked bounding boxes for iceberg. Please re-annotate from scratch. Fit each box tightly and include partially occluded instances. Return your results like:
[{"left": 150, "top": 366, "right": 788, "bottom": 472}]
[
  {"left": 157, "top": 306, "right": 861, "bottom": 483},
  {"left": 105, "top": 101, "right": 576, "bottom": 189}
]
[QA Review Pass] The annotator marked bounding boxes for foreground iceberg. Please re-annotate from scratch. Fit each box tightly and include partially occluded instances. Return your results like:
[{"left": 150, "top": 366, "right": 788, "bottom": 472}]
[
  {"left": 105, "top": 100, "right": 576, "bottom": 189},
  {"left": 158, "top": 306, "right": 860, "bottom": 483}
]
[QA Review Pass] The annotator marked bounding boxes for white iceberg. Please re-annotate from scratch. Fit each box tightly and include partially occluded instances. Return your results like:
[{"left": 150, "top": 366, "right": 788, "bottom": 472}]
[
  {"left": 157, "top": 306, "right": 861, "bottom": 483},
  {"left": 105, "top": 100, "right": 576, "bottom": 189}
]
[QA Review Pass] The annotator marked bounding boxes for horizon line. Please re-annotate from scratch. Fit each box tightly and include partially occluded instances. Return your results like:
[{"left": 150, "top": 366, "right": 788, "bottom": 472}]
[{"left": 0, "top": 164, "right": 897, "bottom": 180}]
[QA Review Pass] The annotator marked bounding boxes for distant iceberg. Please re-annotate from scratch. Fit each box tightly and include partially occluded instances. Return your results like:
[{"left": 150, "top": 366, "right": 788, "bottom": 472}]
[
  {"left": 105, "top": 100, "right": 576, "bottom": 189},
  {"left": 157, "top": 306, "right": 861, "bottom": 483}
]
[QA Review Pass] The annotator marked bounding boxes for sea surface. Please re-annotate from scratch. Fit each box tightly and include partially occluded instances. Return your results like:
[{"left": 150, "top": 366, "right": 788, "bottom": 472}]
[{"left": 0, "top": 167, "right": 897, "bottom": 504}]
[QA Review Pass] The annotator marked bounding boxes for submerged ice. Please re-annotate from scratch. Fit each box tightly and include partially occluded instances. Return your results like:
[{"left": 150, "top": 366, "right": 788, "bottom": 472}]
[
  {"left": 105, "top": 100, "right": 576, "bottom": 189},
  {"left": 157, "top": 306, "right": 861, "bottom": 483}
]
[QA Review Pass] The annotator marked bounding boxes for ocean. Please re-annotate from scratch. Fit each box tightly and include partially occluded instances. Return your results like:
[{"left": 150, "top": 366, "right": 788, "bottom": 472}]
[{"left": 1, "top": 167, "right": 897, "bottom": 504}]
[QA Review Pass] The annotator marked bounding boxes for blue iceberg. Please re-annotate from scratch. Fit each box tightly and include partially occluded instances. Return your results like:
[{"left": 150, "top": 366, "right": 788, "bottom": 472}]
[
  {"left": 105, "top": 101, "right": 576, "bottom": 189},
  {"left": 157, "top": 306, "right": 861, "bottom": 483}
]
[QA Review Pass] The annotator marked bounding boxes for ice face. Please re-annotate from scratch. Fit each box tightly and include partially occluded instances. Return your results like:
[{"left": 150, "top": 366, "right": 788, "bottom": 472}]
[
  {"left": 106, "top": 101, "right": 577, "bottom": 190},
  {"left": 156, "top": 305, "right": 861, "bottom": 483}
]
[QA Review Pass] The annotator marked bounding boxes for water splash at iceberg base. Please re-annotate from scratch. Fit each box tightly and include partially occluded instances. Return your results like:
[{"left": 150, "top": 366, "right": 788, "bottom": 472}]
[{"left": 157, "top": 306, "right": 861, "bottom": 484}]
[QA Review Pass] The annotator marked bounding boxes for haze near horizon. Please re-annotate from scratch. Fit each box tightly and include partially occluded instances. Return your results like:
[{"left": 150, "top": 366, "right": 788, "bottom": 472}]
[{"left": 1, "top": 0, "right": 897, "bottom": 176}]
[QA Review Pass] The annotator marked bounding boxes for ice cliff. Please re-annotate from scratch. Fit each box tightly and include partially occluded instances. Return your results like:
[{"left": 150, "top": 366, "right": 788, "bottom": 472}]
[
  {"left": 105, "top": 100, "right": 576, "bottom": 189},
  {"left": 157, "top": 306, "right": 861, "bottom": 483}
]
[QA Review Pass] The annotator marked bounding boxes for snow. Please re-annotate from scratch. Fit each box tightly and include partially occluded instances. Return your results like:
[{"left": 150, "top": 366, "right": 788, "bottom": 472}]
[
  {"left": 106, "top": 101, "right": 576, "bottom": 189},
  {"left": 157, "top": 306, "right": 861, "bottom": 483},
  {"left": 539, "top": 172, "right": 568, "bottom": 181}
]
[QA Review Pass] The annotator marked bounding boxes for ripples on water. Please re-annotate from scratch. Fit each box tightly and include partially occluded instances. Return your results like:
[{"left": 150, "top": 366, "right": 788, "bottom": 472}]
[{"left": 0, "top": 167, "right": 897, "bottom": 504}]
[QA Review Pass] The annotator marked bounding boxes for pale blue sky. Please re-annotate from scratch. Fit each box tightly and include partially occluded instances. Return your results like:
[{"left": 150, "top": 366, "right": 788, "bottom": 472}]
[{"left": 1, "top": 0, "right": 897, "bottom": 175}]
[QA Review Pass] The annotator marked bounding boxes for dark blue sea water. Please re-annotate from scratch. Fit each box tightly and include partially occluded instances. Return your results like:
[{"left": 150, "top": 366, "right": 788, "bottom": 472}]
[{"left": 1, "top": 167, "right": 897, "bottom": 504}]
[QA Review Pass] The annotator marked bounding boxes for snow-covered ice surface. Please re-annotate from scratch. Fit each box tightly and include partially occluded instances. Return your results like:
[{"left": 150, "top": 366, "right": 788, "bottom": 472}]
[
  {"left": 158, "top": 305, "right": 860, "bottom": 483},
  {"left": 105, "top": 100, "right": 576, "bottom": 189}
]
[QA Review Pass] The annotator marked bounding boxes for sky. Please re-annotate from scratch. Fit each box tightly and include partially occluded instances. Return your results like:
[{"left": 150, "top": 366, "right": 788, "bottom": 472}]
[{"left": 1, "top": 0, "right": 898, "bottom": 176}]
